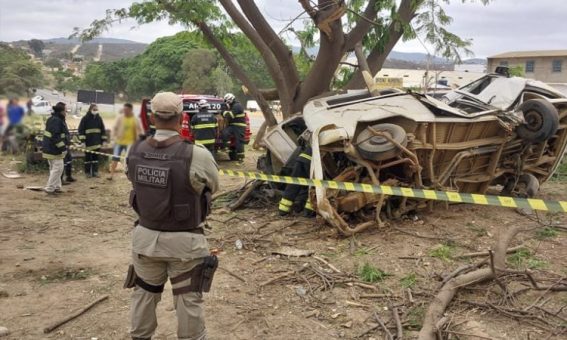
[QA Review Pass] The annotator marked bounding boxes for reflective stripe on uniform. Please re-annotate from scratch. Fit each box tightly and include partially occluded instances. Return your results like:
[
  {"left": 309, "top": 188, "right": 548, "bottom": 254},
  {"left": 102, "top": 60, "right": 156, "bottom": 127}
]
[
  {"left": 86, "top": 144, "right": 102, "bottom": 150},
  {"left": 196, "top": 139, "right": 216, "bottom": 145},
  {"left": 42, "top": 152, "right": 65, "bottom": 160},
  {"left": 56, "top": 141, "right": 65, "bottom": 148},
  {"left": 280, "top": 198, "right": 293, "bottom": 207},
  {"left": 231, "top": 123, "right": 247, "bottom": 127},
  {"left": 193, "top": 124, "right": 217, "bottom": 129},
  {"left": 60, "top": 133, "right": 66, "bottom": 138},
  {"left": 43, "top": 131, "right": 52, "bottom": 137},
  {"left": 85, "top": 128, "right": 101, "bottom": 134},
  {"left": 78, "top": 135, "right": 86, "bottom": 140},
  {"left": 234, "top": 114, "right": 246, "bottom": 118},
  {"left": 223, "top": 111, "right": 234, "bottom": 118},
  {"left": 299, "top": 153, "right": 312, "bottom": 161},
  {"left": 278, "top": 203, "right": 291, "bottom": 212},
  {"left": 304, "top": 201, "right": 314, "bottom": 211}
]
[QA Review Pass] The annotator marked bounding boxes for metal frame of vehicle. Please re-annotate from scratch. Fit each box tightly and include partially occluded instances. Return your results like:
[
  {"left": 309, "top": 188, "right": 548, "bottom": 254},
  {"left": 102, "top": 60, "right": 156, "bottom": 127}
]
[{"left": 262, "top": 74, "right": 567, "bottom": 235}]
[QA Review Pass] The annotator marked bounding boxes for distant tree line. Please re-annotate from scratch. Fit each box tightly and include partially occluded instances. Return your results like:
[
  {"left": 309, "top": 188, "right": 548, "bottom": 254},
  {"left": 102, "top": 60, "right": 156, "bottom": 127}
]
[
  {"left": 0, "top": 44, "right": 44, "bottom": 97},
  {"left": 80, "top": 31, "right": 274, "bottom": 100}
]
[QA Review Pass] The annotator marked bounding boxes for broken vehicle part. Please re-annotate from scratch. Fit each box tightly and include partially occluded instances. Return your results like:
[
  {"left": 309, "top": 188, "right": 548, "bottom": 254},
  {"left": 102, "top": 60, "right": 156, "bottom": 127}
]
[{"left": 261, "top": 73, "right": 567, "bottom": 235}]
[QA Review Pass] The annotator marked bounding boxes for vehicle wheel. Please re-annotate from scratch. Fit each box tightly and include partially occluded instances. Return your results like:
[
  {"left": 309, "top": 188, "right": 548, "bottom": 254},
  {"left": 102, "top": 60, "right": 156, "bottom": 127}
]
[
  {"left": 516, "top": 99, "right": 559, "bottom": 142},
  {"left": 501, "top": 173, "right": 540, "bottom": 198},
  {"left": 515, "top": 174, "right": 540, "bottom": 198},
  {"left": 355, "top": 123, "right": 407, "bottom": 161}
]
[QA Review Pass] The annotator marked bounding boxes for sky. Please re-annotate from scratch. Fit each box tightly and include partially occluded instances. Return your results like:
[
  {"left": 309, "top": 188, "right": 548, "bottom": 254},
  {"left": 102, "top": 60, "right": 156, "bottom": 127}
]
[{"left": 0, "top": 0, "right": 565, "bottom": 58}]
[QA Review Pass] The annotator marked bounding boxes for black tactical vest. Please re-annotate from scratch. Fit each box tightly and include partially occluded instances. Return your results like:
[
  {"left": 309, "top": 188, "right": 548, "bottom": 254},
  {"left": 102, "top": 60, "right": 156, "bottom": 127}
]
[{"left": 127, "top": 136, "right": 204, "bottom": 232}]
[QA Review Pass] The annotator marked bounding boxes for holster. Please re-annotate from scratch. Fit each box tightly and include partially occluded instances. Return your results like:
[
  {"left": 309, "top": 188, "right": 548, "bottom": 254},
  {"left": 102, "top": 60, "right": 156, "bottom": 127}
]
[
  {"left": 170, "top": 255, "right": 218, "bottom": 295},
  {"left": 124, "top": 264, "right": 137, "bottom": 289},
  {"left": 200, "top": 255, "right": 218, "bottom": 293}
]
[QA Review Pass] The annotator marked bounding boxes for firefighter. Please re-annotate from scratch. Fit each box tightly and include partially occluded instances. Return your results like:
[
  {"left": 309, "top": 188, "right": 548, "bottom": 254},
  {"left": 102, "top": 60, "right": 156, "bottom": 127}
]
[
  {"left": 221, "top": 93, "right": 246, "bottom": 162},
  {"left": 78, "top": 104, "right": 107, "bottom": 177},
  {"left": 125, "top": 92, "right": 219, "bottom": 340},
  {"left": 278, "top": 131, "right": 316, "bottom": 218},
  {"left": 190, "top": 99, "right": 218, "bottom": 155},
  {"left": 42, "top": 102, "right": 69, "bottom": 195}
]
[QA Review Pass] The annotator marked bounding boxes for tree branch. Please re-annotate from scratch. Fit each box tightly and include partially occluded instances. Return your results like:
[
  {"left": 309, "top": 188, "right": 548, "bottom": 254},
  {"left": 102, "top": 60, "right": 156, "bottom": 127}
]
[
  {"left": 346, "top": 0, "right": 418, "bottom": 89},
  {"left": 298, "top": 0, "right": 317, "bottom": 19},
  {"left": 293, "top": 0, "right": 345, "bottom": 113},
  {"left": 219, "top": 0, "right": 288, "bottom": 119},
  {"left": 237, "top": 0, "right": 300, "bottom": 100},
  {"left": 195, "top": 21, "right": 277, "bottom": 127},
  {"left": 344, "top": 0, "right": 380, "bottom": 51}
]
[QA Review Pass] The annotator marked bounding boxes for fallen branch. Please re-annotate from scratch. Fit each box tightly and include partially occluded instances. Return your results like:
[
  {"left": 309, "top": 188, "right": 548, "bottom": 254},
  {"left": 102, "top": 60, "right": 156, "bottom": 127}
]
[
  {"left": 43, "top": 295, "right": 109, "bottom": 333},
  {"left": 228, "top": 180, "right": 262, "bottom": 210},
  {"left": 457, "top": 244, "right": 526, "bottom": 258},
  {"left": 219, "top": 266, "right": 247, "bottom": 283},
  {"left": 374, "top": 312, "right": 394, "bottom": 340},
  {"left": 259, "top": 271, "right": 294, "bottom": 287},
  {"left": 392, "top": 306, "right": 403, "bottom": 340},
  {"left": 313, "top": 255, "right": 341, "bottom": 273},
  {"left": 418, "top": 225, "right": 524, "bottom": 340}
]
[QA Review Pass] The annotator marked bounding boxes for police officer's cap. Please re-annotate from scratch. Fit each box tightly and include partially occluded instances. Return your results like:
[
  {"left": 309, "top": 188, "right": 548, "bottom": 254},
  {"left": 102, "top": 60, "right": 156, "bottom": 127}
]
[{"left": 151, "top": 92, "right": 183, "bottom": 117}]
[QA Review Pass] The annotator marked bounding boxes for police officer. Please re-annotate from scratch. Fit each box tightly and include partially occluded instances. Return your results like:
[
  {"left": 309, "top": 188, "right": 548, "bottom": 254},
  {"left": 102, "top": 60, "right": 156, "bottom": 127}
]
[
  {"left": 78, "top": 104, "right": 107, "bottom": 177},
  {"left": 125, "top": 92, "right": 219, "bottom": 340},
  {"left": 278, "top": 132, "right": 315, "bottom": 217},
  {"left": 191, "top": 99, "right": 218, "bottom": 155},
  {"left": 221, "top": 93, "right": 246, "bottom": 161}
]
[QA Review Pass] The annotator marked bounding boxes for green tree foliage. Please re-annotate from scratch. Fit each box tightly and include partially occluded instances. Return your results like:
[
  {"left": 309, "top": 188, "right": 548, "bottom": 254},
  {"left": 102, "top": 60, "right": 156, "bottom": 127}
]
[
  {"left": 0, "top": 44, "right": 44, "bottom": 96},
  {"left": 44, "top": 58, "right": 63, "bottom": 69},
  {"left": 509, "top": 65, "right": 525, "bottom": 77},
  {"left": 28, "top": 39, "right": 45, "bottom": 58},
  {"left": 182, "top": 49, "right": 217, "bottom": 93}
]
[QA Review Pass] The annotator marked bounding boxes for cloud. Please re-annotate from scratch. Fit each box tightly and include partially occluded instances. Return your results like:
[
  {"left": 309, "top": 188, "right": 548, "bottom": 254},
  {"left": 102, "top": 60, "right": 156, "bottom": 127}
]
[{"left": 0, "top": 0, "right": 565, "bottom": 58}]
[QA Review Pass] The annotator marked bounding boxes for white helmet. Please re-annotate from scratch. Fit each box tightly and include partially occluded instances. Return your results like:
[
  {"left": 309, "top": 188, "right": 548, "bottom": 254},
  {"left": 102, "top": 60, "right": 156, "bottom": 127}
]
[
  {"left": 223, "top": 93, "right": 236, "bottom": 104},
  {"left": 198, "top": 99, "right": 210, "bottom": 109}
]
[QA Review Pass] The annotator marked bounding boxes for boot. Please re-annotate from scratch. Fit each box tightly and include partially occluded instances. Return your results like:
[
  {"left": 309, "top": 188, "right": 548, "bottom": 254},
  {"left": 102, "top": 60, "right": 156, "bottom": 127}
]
[
  {"left": 92, "top": 161, "right": 100, "bottom": 178},
  {"left": 65, "top": 165, "right": 76, "bottom": 183},
  {"left": 84, "top": 162, "right": 92, "bottom": 178}
]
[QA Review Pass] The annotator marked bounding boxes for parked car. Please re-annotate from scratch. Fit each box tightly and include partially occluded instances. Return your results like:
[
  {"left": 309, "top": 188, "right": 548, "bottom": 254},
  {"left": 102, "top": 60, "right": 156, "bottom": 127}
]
[
  {"left": 140, "top": 94, "right": 252, "bottom": 160},
  {"left": 31, "top": 100, "right": 52, "bottom": 115},
  {"left": 260, "top": 73, "right": 567, "bottom": 234}
]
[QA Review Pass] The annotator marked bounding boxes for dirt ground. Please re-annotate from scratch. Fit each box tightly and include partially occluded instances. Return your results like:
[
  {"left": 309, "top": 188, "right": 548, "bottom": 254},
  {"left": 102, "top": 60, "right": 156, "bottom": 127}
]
[{"left": 0, "top": 147, "right": 566, "bottom": 340}]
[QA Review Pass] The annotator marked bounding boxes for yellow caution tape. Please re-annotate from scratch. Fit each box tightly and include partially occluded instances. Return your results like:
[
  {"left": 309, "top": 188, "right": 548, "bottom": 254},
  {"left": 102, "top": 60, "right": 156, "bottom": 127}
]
[
  {"left": 37, "top": 137, "right": 567, "bottom": 213},
  {"left": 218, "top": 169, "right": 567, "bottom": 213}
]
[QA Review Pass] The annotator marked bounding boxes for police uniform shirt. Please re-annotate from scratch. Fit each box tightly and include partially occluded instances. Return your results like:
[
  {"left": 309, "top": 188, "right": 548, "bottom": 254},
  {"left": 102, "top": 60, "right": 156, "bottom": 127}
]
[{"left": 129, "top": 129, "right": 219, "bottom": 260}]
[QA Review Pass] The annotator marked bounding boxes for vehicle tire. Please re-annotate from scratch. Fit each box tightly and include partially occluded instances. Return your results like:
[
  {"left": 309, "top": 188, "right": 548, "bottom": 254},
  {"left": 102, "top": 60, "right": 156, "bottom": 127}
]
[
  {"left": 516, "top": 99, "right": 559, "bottom": 143},
  {"left": 501, "top": 173, "right": 540, "bottom": 198},
  {"left": 355, "top": 123, "right": 407, "bottom": 161},
  {"left": 516, "top": 173, "right": 540, "bottom": 198}
]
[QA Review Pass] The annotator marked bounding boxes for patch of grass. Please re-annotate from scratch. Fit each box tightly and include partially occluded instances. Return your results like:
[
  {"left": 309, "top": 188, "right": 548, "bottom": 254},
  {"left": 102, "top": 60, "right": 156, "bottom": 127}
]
[
  {"left": 508, "top": 249, "right": 548, "bottom": 269},
  {"left": 406, "top": 305, "right": 425, "bottom": 329},
  {"left": 358, "top": 263, "right": 389, "bottom": 283},
  {"left": 429, "top": 244, "right": 455, "bottom": 262},
  {"left": 466, "top": 222, "right": 487, "bottom": 237},
  {"left": 400, "top": 273, "right": 417, "bottom": 289},
  {"left": 354, "top": 247, "right": 376, "bottom": 257},
  {"left": 536, "top": 227, "right": 558, "bottom": 240},
  {"left": 38, "top": 267, "right": 94, "bottom": 284}
]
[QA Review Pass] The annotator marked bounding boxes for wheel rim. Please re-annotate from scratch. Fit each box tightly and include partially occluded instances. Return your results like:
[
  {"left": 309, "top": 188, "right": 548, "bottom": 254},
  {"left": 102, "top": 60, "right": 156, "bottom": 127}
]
[{"left": 524, "top": 110, "right": 543, "bottom": 132}]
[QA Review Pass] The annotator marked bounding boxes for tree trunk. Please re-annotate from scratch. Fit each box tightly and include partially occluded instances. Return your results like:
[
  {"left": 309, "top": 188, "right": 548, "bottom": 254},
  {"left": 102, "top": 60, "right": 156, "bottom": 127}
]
[
  {"left": 346, "top": 0, "right": 418, "bottom": 90},
  {"left": 195, "top": 21, "right": 277, "bottom": 127}
]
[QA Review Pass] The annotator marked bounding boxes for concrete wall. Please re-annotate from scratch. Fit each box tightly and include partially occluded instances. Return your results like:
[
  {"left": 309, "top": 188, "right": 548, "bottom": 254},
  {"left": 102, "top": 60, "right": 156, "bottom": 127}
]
[{"left": 487, "top": 56, "right": 567, "bottom": 83}]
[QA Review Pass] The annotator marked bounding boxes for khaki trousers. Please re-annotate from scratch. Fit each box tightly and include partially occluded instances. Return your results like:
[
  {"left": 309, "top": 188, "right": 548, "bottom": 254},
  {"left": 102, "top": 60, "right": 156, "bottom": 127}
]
[
  {"left": 45, "top": 159, "right": 64, "bottom": 192},
  {"left": 130, "top": 253, "right": 206, "bottom": 340}
]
